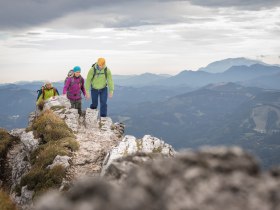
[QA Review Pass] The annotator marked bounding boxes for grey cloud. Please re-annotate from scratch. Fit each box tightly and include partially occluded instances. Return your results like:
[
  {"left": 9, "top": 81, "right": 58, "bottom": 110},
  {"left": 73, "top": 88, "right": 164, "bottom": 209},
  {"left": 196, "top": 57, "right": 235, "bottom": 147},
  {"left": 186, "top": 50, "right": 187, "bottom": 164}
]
[
  {"left": 0, "top": 0, "right": 131, "bottom": 29},
  {"left": 1, "top": 0, "right": 279, "bottom": 31},
  {"left": 187, "top": 0, "right": 280, "bottom": 10},
  {"left": 39, "top": 1, "right": 194, "bottom": 29}
]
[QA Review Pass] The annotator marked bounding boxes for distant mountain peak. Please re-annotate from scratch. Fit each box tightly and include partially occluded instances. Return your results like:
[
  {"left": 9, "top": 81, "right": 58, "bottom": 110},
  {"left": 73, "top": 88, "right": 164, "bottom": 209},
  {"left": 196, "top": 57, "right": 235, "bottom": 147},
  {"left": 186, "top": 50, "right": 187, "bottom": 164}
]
[{"left": 198, "top": 57, "right": 266, "bottom": 73}]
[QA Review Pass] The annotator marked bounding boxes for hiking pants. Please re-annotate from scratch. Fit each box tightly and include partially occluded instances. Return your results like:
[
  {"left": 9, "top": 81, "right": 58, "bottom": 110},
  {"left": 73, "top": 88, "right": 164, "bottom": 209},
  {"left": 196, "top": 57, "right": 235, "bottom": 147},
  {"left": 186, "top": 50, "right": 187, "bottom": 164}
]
[
  {"left": 70, "top": 99, "right": 82, "bottom": 115},
  {"left": 90, "top": 87, "right": 108, "bottom": 117}
]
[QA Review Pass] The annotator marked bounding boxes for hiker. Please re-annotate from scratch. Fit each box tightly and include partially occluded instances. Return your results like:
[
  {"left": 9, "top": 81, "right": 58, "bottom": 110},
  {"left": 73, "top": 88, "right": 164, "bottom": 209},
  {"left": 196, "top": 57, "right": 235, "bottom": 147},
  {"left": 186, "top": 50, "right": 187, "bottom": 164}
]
[
  {"left": 63, "top": 66, "right": 86, "bottom": 116},
  {"left": 36, "top": 81, "right": 59, "bottom": 110},
  {"left": 85, "top": 58, "right": 114, "bottom": 117}
]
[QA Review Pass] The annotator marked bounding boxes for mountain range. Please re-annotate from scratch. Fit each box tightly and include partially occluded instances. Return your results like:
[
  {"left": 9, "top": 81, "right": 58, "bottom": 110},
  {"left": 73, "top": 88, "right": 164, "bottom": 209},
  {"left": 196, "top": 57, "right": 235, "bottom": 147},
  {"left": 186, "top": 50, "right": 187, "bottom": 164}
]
[
  {"left": 116, "top": 82, "right": 280, "bottom": 168},
  {"left": 198, "top": 57, "right": 268, "bottom": 73},
  {"left": 1, "top": 57, "right": 280, "bottom": 168}
]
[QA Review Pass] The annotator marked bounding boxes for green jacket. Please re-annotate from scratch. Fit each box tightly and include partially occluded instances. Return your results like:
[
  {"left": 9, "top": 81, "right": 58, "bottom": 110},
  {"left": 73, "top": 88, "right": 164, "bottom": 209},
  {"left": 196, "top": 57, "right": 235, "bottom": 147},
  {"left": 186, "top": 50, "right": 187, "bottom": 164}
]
[
  {"left": 85, "top": 64, "right": 114, "bottom": 95},
  {"left": 36, "top": 88, "right": 57, "bottom": 105}
]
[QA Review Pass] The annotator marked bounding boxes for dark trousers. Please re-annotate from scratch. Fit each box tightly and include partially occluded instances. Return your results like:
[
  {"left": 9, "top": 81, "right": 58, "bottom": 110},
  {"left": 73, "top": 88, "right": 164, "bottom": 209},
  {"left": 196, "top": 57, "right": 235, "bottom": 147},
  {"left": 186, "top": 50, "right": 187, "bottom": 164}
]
[
  {"left": 90, "top": 87, "right": 108, "bottom": 117},
  {"left": 70, "top": 99, "right": 82, "bottom": 115}
]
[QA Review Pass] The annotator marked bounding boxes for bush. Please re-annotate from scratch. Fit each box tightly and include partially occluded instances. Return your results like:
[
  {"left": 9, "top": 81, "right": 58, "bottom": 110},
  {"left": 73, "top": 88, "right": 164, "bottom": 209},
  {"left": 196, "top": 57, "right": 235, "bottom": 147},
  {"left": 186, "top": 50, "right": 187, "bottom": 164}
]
[{"left": 0, "top": 189, "right": 17, "bottom": 210}]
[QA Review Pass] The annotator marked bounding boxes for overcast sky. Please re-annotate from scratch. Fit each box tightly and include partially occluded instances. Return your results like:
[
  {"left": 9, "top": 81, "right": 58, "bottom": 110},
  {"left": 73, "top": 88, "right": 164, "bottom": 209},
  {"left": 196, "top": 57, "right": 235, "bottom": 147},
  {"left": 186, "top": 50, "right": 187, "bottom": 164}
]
[{"left": 0, "top": 0, "right": 280, "bottom": 83}]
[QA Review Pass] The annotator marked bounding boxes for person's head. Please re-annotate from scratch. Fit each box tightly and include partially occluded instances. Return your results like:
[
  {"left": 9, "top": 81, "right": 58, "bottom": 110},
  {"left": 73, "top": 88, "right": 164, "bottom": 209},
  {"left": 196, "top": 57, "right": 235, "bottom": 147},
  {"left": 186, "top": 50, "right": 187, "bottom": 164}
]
[
  {"left": 73, "top": 66, "right": 81, "bottom": 76},
  {"left": 44, "top": 81, "right": 52, "bottom": 89},
  {"left": 97, "top": 58, "right": 106, "bottom": 69}
]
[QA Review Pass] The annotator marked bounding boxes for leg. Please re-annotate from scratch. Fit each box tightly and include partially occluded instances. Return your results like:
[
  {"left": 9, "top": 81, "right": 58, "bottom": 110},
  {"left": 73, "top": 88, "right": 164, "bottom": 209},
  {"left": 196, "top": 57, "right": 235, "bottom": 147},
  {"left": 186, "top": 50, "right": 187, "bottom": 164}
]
[
  {"left": 76, "top": 100, "right": 82, "bottom": 116},
  {"left": 70, "top": 100, "right": 75, "bottom": 109},
  {"left": 90, "top": 88, "right": 99, "bottom": 109},
  {"left": 100, "top": 87, "right": 108, "bottom": 117}
]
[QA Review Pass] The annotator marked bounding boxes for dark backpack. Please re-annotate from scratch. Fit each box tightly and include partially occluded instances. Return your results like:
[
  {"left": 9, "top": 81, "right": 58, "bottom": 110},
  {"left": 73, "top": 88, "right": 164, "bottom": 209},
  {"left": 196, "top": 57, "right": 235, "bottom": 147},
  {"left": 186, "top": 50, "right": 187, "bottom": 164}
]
[
  {"left": 36, "top": 86, "right": 59, "bottom": 101},
  {"left": 91, "top": 63, "right": 108, "bottom": 82}
]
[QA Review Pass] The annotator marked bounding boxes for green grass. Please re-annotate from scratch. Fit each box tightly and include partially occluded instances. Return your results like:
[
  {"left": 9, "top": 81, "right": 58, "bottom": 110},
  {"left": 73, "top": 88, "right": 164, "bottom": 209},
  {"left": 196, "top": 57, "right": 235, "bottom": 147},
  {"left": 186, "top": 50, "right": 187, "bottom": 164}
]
[
  {"left": 31, "top": 110, "right": 74, "bottom": 143},
  {"left": 0, "top": 128, "right": 18, "bottom": 158}
]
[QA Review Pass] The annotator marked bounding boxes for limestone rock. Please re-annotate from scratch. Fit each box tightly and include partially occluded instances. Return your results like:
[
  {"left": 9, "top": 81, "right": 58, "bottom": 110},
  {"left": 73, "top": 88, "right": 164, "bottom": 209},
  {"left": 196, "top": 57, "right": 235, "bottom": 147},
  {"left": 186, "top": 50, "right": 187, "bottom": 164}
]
[
  {"left": 103, "top": 153, "right": 166, "bottom": 183},
  {"left": 35, "top": 147, "right": 280, "bottom": 210},
  {"left": 21, "top": 131, "right": 39, "bottom": 153},
  {"left": 7, "top": 144, "right": 31, "bottom": 187},
  {"left": 85, "top": 108, "right": 98, "bottom": 129},
  {"left": 101, "top": 135, "right": 175, "bottom": 175},
  {"left": 8, "top": 130, "right": 38, "bottom": 187},
  {"left": 9, "top": 128, "right": 25, "bottom": 138},
  {"left": 12, "top": 186, "right": 34, "bottom": 210},
  {"left": 63, "top": 109, "right": 79, "bottom": 132},
  {"left": 47, "top": 155, "right": 71, "bottom": 170},
  {"left": 43, "top": 95, "right": 71, "bottom": 110}
]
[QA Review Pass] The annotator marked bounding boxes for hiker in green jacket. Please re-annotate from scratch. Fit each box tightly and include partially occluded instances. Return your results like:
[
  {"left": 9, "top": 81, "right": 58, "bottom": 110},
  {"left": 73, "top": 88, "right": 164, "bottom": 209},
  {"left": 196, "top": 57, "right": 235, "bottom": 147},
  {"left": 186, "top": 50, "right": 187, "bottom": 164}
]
[
  {"left": 36, "top": 81, "right": 59, "bottom": 110},
  {"left": 85, "top": 58, "right": 114, "bottom": 117}
]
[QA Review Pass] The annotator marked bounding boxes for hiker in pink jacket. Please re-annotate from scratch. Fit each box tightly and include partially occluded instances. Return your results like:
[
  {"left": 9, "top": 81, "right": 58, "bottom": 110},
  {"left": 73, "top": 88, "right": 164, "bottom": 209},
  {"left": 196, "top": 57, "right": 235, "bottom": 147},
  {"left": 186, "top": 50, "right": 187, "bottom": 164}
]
[{"left": 63, "top": 66, "right": 86, "bottom": 115}]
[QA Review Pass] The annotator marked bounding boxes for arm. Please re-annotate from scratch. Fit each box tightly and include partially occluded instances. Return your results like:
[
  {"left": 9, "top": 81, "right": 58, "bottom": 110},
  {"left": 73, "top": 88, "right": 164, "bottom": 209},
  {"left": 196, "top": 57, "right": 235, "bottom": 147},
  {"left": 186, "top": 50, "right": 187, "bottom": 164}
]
[
  {"left": 54, "top": 88, "right": 59, "bottom": 96},
  {"left": 36, "top": 94, "right": 43, "bottom": 105},
  {"left": 81, "top": 77, "right": 86, "bottom": 96},
  {"left": 107, "top": 68, "right": 114, "bottom": 95},
  {"left": 63, "top": 78, "right": 71, "bottom": 95},
  {"left": 85, "top": 68, "right": 94, "bottom": 95}
]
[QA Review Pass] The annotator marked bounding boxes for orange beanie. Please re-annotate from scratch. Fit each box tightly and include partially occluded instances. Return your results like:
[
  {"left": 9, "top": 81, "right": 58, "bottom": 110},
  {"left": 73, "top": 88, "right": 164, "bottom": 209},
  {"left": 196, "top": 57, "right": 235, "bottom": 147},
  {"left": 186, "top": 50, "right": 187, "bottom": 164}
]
[{"left": 97, "top": 58, "right": 106, "bottom": 66}]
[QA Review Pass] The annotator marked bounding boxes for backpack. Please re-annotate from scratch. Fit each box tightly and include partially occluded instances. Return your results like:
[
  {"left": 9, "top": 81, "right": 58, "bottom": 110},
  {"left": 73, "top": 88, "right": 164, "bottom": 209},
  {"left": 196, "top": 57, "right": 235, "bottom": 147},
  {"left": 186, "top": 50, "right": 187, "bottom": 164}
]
[
  {"left": 36, "top": 86, "right": 59, "bottom": 101},
  {"left": 91, "top": 63, "right": 108, "bottom": 82},
  {"left": 64, "top": 70, "right": 74, "bottom": 85}
]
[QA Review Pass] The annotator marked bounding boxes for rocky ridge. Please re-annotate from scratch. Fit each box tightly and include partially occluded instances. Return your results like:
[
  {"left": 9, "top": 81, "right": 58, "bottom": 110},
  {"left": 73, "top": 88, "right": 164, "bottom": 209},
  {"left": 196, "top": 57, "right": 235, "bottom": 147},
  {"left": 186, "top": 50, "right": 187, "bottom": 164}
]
[
  {"left": 36, "top": 147, "right": 280, "bottom": 210},
  {"left": 3, "top": 96, "right": 175, "bottom": 209}
]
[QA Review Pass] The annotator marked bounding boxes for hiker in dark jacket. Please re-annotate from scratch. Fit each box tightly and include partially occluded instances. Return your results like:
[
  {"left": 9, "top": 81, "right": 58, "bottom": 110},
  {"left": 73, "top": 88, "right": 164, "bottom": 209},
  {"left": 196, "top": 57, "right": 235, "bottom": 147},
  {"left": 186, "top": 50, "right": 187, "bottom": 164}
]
[{"left": 63, "top": 66, "right": 86, "bottom": 115}]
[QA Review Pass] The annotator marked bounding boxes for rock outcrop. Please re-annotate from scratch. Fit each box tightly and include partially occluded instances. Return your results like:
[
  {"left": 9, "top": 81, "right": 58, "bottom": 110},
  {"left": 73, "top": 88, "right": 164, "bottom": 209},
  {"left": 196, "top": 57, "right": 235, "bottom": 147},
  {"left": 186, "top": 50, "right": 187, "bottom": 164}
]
[
  {"left": 6, "top": 129, "right": 39, "bottom": 208},
  {"left": 5, "top": 96, "right": 173, "bottom": 209},
  {"left": 35, "top": 147, "right": 280, "bottom": 210},
  {"left": 101, "top": 135, "right": 175, "bottom": 176}
]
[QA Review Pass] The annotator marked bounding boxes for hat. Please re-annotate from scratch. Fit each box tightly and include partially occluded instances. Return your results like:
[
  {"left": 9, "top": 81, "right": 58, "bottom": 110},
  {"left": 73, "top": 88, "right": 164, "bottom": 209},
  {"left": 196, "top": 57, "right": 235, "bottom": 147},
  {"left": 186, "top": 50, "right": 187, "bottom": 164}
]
[
  {"left": 44, "top": 81, "right": 52, "bottom": 87},
  {"left": 97, "top": 58, "right": 106, "bottom": 66},
  {"left": 73, "top": 66, "right": 81, "bottom": 72}
]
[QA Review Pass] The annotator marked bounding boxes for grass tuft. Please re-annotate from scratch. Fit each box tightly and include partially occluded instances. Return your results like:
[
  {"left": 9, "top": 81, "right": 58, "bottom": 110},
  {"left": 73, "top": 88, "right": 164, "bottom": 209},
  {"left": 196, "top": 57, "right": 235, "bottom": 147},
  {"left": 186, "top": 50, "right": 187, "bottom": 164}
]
[
  {"left": 0, "top": 189, "right": 17, "bottom": 210},
  {"left": 31, "top": 110, "right": 74, "bottom": 143},
  {"left": 0, "top": 128, "right": 18, "bottom": 158}
]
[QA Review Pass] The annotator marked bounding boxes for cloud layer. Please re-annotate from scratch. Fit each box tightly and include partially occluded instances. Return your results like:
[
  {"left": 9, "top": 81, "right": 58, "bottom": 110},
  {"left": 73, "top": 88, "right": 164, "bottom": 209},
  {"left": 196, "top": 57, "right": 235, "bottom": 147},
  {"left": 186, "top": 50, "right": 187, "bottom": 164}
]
[
  {"left": 1, "top": 0, "right": 280, "bottom": 29},
  {"left": 0, "top": 0, "right": 280, "bottom": 82}
]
